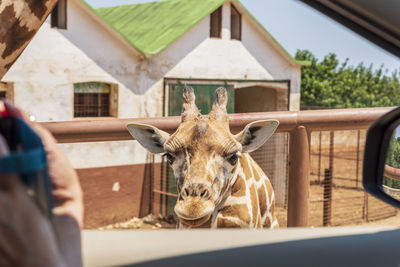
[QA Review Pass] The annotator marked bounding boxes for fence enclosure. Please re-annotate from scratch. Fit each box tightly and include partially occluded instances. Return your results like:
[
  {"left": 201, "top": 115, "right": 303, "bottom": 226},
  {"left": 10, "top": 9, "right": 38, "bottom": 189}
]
[{"left": 42, "top": 107, "right": 398, "bottom": 228}]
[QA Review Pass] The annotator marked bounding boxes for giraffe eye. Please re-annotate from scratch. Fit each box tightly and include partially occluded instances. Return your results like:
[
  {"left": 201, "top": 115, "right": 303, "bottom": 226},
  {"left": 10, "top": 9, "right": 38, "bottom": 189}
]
[
  {"left": 227, "top": 153, "right": 241, "bottom": 165},
  {"left": 163, "top": 152, "right": 175, "bottom": 165}
]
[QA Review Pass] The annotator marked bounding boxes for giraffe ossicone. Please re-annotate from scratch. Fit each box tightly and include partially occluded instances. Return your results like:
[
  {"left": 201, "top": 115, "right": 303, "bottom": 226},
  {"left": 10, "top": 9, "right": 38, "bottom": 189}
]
[{"left": 127, "top": 86, "right": 279, "bottom": 229}]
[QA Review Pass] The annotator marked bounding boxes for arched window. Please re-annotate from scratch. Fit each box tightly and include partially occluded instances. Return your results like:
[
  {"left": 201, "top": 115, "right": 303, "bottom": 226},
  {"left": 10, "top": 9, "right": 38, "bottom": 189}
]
[{"left": 74, "top": 82, "right": 118, "bottom": 118}]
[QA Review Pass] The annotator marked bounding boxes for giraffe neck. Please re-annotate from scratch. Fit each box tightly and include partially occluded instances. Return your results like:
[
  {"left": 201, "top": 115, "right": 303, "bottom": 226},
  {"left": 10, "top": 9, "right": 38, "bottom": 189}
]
[
  {"left": 213, "top": 158, "right": 242, "bottom": 211},
  {"left": 210, "top": 153, "right": 278, "bottom": 229},
  {"left": 0, "top": 0, "right": 59, "bottom": 78}
]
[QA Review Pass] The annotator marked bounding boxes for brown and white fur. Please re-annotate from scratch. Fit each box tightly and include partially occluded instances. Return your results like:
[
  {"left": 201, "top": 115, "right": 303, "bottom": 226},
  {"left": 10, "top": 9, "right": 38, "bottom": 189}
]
[
  {"left": 0, "top": 0, "right": 59, "bottom": 79},
  {"left": 127, "top": 86, "right": 279, "bottom": 229}
]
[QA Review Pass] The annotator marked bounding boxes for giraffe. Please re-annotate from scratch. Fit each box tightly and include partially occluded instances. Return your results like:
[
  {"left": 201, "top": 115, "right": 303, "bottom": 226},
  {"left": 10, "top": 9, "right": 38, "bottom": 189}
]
[
  {"left": 0, "top": 0, "right": 59, "bottom": 79},
  {"left": 127, "top": 86, "right": 279, "bottom": 229}
]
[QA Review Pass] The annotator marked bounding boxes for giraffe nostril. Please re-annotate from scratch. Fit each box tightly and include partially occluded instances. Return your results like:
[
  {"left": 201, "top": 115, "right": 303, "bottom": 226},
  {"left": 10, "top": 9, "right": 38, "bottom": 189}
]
[
  {"left": 184, "top": 188, "right": 190, "bottom": 197},
  {"left": 180, "top": 187, "right": 190, "bottom": 200},
  {"left": 181, "top": 184, "right": 211, "bottom": 199},
  {"left": 200, "top": 189, "right": 210, "bottom": 199}
]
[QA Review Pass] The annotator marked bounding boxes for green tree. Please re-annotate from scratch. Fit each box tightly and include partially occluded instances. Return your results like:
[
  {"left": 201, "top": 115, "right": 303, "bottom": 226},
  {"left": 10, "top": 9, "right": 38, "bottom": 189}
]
[
  {"left": 295, "top": 50, "right": 400, "bottom": 109},
  {"left": 383, "top": 135, "right": 400, "bottom": 189}
]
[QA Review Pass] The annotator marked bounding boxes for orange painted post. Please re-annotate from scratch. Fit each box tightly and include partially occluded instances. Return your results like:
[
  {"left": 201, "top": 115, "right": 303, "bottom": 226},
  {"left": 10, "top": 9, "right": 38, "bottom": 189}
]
[{"left": 288, "top": 125, "right": 310, "bottom": 227}]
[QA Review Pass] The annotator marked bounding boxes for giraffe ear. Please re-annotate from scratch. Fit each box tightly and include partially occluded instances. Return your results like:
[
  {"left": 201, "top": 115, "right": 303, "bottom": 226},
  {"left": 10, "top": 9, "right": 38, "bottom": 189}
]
[
  {"left": 126, "top": 123, "right": 170, "bottom": 154},
  {"left": 234, "top": 120, "right": 279, "bottom": 153}
]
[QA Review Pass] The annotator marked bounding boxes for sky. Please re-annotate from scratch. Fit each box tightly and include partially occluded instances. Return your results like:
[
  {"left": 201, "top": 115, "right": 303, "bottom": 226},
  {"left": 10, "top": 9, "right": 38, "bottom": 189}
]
[{"left": 86, "top": 0, "right": 399, "bottom": 74}]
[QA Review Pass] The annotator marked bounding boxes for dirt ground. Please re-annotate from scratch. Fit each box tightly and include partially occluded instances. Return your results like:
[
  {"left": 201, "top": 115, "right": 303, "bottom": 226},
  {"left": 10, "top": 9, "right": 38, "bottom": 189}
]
[
  {"left": 275, "top": 184, "right": 398, "bottom": 228},
  {"left": 99, "top": 214, "right": 177, "bottom": 230},
  {"left": 101, "top": 203, "right": 399, "bottom": 230}
]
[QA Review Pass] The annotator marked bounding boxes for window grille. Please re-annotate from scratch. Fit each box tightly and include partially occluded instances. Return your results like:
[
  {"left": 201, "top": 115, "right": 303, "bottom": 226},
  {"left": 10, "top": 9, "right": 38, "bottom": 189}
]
[{"left": 74, "top": 82, "right": 111, "bottom": 117}]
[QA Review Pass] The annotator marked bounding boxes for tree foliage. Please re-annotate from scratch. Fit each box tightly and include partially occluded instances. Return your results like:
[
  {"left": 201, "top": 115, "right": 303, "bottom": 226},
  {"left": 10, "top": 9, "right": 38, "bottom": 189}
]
[
  {"left": 295, "top": 49, "right": 400, "bottom": 108},
  {"left": 386, "top": 136, "right": 400, "bottom": 169},
  {"left": 384, "top": 135, "right": 400, "bottom": 189}
]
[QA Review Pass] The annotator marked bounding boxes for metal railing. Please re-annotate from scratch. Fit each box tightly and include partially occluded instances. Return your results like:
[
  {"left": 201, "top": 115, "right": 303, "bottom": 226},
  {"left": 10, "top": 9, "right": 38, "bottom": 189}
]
[
  {"left": 384, "top": 165, "right": 400, "bottom": 180},
  {"left": 41, "top": 107, "right": 394, "bottom": 227}
]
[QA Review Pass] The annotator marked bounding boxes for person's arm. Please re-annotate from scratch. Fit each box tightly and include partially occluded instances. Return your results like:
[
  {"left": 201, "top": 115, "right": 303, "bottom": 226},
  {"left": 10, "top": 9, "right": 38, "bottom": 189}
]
[
  {"left": 0, "top": 100, "right": 84, "bottom": 267},
  {"left": 0, "top": 165, "right": 66, "bottom": 267}
]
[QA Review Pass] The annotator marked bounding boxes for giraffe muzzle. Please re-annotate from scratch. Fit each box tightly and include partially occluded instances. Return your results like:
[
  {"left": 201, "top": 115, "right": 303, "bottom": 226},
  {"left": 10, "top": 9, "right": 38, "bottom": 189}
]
[
  {"left": 174, "top": 183, "right": 215, "bottom": 226},
  {"left": 180, "top": 183, "right": 211, "bottom": 200}
]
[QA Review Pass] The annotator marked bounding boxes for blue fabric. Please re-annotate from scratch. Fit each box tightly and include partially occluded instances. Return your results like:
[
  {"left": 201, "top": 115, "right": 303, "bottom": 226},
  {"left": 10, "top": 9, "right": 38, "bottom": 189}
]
[
  {"left": 0, "top": 148, "right": 46, "bottom": 174},
  {"left": 0, "top": 118, "right": 46, "bottom": 174},
  {"left": 0, "top": 117, "right": 53, "bottom": 217}
]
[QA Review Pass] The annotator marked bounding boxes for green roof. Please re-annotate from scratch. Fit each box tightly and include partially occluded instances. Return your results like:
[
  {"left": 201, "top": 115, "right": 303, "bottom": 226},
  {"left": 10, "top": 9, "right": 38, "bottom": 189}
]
[
  {"left": 94, "top": 0, "right": 225, "bottom": 56},
  {"left": 88, "top": 0, "right": 308, "bottom": 65}
]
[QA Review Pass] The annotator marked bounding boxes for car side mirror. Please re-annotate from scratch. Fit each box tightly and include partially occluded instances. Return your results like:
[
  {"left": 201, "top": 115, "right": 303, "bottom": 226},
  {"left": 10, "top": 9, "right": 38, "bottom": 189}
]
[{"left": 363, "top": 106, "right": 400, "bottom": 208}]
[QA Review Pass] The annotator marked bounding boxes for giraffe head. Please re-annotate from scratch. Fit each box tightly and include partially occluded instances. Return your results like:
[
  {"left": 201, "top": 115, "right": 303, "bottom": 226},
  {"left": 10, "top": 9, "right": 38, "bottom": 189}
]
[{"left": 127, "top": 86, "right": 278, "bottom": 227}]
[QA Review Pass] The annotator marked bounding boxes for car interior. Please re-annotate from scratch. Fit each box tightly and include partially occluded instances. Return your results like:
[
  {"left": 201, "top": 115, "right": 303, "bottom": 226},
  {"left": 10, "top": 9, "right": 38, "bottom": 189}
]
[{"left": 0, "top": 0, "right": 399, "bottom": 266}]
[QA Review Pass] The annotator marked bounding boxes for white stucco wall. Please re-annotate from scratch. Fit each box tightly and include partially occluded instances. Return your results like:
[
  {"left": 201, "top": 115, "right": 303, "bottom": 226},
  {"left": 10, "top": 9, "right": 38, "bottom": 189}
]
[
  {"left": 1, "top": 0, "right": 301, "bottom": 169},
  {"left": 157, "top": 3, "right": 277, "bottom": 80},
  {"left": 1, "top": 0, "right": 152, "bottom": 168},
  {"left": 152, "top": 2, "right": 301, "bottom": 109}
]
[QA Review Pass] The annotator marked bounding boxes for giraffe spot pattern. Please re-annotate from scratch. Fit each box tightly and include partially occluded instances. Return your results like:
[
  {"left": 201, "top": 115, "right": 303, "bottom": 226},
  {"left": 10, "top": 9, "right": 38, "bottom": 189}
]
[
  {"left": 210, "top": 153, "right": 278, "bottom": 229},
  {"left": 256, "top": 215, "right": 262, "bottom": 228},
  {"left": 26, "top": 0, "right": 50, "bottom": 18},
  {"left": 0, "top": 5, "right": 35, "bottom": 59},
  {"left": 240, "top": 155, "right": 253, "bottom": 181},
  {"left": 219, "top": 204, "right": 251, "bottom": 224},
  {"left": 249, "top": 183, "right": 259, "bottom": 226},
  {"left": 231, "top": 176, "right": 246, "bottom": 197},
  {"left": 258, "top": 185, "right": 268, "bottom": 218},
  {"left": 264, "top": 216, "right": 271, "bottom": 228},
  {"left": 217, "top": 218, "right": 241, "bottom": 228}
]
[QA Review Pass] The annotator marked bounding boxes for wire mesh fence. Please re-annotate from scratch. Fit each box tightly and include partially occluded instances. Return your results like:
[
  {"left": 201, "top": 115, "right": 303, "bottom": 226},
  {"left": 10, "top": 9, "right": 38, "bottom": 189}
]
[{"left": 307, "top": 130, "right": 397, "bottom": 227}]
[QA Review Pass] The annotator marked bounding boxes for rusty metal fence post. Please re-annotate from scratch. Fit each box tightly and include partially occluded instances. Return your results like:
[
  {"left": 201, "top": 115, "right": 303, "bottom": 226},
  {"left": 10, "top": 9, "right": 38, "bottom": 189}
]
[
  {"left": 323, "top": 168, "right": 333, "bottom": 226},
  {"left": 287, "top": 125, "right": 310, "bottom": 227},
  {"left": 365, "top": 192, "right": 369, "bottom": 221},
  {"left": 317, "top": 131, "right": 322, "bottom": 184},
  {"left": 356, "top": 130, "right": 361, "bottom": 188},
  {"left": 329, "top": 131, "right": 334, "bottom": 175}
]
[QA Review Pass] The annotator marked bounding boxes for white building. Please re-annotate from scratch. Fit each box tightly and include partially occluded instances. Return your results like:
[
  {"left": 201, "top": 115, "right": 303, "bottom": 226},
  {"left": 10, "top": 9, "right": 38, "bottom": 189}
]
[{"left": 1, "top": 0, "right": 306, "bottom": 226}]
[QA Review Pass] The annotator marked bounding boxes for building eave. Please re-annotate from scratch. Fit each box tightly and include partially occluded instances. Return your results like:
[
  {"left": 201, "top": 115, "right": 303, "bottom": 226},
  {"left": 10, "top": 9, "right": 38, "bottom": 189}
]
[
  {"left": 76, "top": 0, "right": 145, "bottom": 59},
  {"left": 232, "top": 0, "right": 310, "bottom": 67}
]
